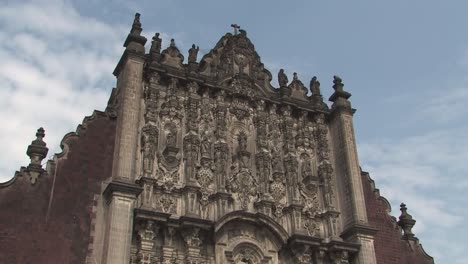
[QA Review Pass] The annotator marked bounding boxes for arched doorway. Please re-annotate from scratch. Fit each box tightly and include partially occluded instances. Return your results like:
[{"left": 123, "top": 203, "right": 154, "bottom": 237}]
[{"left": 214, "top": 211, "right": 288, "bottom": 264}]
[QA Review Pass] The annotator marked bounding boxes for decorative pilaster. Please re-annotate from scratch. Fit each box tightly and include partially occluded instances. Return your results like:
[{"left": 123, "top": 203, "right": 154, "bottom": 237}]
[
  {"left": 136, "top": 220, "right": 157, "bottom": 264},
  {"left": 328, "top": 76, "right": 377, "bottom": 263},
  {"left": 103, "top": 13, "right": 147, "bottom": 264},
  {"left": 183, "top": 228, "right": 206, "bottom": 264}
]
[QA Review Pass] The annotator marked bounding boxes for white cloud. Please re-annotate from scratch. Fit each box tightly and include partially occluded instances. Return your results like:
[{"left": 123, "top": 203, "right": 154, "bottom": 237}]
[
  {"left": 358, "top": 125, "right": 468, "bottom": 261},
  {"left": 0, "top": 0, "right": 125, "bottom": 182}
]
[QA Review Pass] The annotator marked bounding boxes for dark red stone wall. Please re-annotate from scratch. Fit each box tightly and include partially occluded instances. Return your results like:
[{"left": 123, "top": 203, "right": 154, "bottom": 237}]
[
  {"left": 0, "top": 113, "right": 115, "bottom": 264},
  {"left": 361, "top": 171, "right": 434, "bottom": 264}
]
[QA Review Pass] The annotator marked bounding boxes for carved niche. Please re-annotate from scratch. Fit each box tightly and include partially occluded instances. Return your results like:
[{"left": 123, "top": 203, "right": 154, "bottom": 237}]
[
  {"left": 141, "top": 123, "right": 158, "bottom": 177},
  {"left": 227, "top": 131, "right": 258, "bottom": 209}
]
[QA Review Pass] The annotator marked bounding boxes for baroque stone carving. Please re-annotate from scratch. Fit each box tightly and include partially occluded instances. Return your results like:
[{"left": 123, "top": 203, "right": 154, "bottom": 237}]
[
  {"left": 183, "top": 134, "right": 200, "bottom": 184},
  {"left": 214, "top": 142, "right": 228, "bottom": 191},
  {"left": 304, "top": 218, "right": 321, "bottom": 237},
  {"left": 136, "top": 220, "right": 157, "bottom": 264},
  {"left": 278, "top": 69, "right": 288, "bottom": 87},
  {"left": 141, "top": 124, "right": 158, "bottom": 177},
  {"left": 188, "top": 44, "right": 199, "bottom": 63},
  {"left": 196, "top": 158, "right": 215, "bottom": 206},
  {"left": 227, "top": 132, "right": 258, "bottom": 209},
  {"left": 157, "top": 168, "right": 180, "bottom": 192},
  {"left": 158, "top": 194, "right": 176, "bottom": 213}
]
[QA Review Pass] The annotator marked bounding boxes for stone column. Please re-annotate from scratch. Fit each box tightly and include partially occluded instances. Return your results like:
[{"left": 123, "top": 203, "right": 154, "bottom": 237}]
[
  {"left": 102, "top": 13, "right": 147, "bottom": 264},
  {"left": 328, "top": 76, "right": 377, "bottom": 264}
]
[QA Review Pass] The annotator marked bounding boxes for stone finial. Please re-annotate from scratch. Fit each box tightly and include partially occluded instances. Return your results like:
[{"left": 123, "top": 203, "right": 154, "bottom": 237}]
[
  {"left": 170, "top": 38, "right": 176, "bottom": 48},
  {"left": 131, "top": 13, "right": 142, "bottom": 36},
  {"left": 26, "top": 127, "right": 48, "bottom": 168},
  {"left": 123, "top": 13, "right": 147, "bottom": 52},
  {"left": 333, "top": 75, "right": 344, "bottom": 92},
  {"left": 398, "top": 203, "right": 417, "bottom": 240},
  {"left": 329, "top": 75, "right": 351, "bottom": 104},
  {"left": 26, "top": 127, "right": 49, "bottom": 184}
]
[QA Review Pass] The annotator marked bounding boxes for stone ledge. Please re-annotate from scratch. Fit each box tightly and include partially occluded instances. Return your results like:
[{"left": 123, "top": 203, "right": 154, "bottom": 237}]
[
  {"left": 340, "top": 223, "right": 378, "bottom": 240},
  {"left": 103, "top": 180, "right": 143, "bottom": 200}
]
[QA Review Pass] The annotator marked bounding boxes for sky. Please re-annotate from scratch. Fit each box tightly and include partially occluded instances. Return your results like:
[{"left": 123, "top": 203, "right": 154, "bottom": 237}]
[{"left": 0, "top": 0, "right": 467, "bottom": 262}]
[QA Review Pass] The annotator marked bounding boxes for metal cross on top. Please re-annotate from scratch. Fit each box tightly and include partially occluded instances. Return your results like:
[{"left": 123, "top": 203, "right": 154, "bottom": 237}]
[{"left": 231, "top": 24, "right": 241, "bottom": 35}]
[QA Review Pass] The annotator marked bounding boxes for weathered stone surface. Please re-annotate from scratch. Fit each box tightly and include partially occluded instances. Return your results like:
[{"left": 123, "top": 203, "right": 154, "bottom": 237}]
[{"left": 0, "top": 14, "right": 434, "bottom": 264}]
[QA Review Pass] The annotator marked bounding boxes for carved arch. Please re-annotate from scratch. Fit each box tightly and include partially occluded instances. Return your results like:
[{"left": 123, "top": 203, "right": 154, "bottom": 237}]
[{"left": 214, "top": 211, "right": 289, "bottom": 246}]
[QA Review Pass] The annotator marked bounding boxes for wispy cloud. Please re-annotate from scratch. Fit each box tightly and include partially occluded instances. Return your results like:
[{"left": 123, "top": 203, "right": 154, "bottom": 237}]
[
  {"left": 359, "top": 121, "right": 467, "bottom": 262},
  {"left": 0, "top": 0, "right": 125, "bottom": 181}
]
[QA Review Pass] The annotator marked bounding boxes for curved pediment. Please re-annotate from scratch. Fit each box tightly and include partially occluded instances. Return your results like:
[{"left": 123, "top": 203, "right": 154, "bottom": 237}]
[{"left": 199, "top": 30, "right": 273, "bottom": 96}]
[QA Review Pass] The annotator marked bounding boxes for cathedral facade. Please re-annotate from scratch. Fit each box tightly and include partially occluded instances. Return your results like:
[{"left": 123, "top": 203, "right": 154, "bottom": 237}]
[{"left": 0, "top": 14, "right": 434, "bottom": 264}]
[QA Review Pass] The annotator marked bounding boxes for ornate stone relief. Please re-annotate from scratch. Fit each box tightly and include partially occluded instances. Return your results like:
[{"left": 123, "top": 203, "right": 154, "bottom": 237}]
[
  {"left": 183, "top": 134, "right": 200, "bottom": 184},
  {"left": 288, "top": 72, "right": 308, "bottom": 101},
  {"left": 141, "top": 124, "right": 158, "bottom": 177},
  {"left": 157, "top": 167, "right": 180, "bottom": 192},
  {"left": 227, "top": 131, "right": 258, "bottom": 209},
  {"left": 136, "top": 220, "right": 157, "bottom": 264},
  {"left": 157, "top": 194, "right": 176, "bottom": 214},
  {"left": 196, "top": 158, "right": 215, "bottom": 207}
]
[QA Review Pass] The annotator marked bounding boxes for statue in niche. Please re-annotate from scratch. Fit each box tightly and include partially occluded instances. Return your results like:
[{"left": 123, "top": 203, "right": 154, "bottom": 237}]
[
  {"left": 238, "top": 131, "right": 248, "bottom": 152},
  {"left": 188, "top": 44, "right": 199, "bottom": 63},
  {"left": 301, "top": 160, "right": 313, "bottom": 179},
  {"left": 184, "top": 136, "right": 200, "bottom": 183},
  {"left": 163, "top": 127, "right": 180, "bottom": 164},
  {"left": 166, "top": 130, "right": 176, "bottom": 147},
  {"left": 236, "top": 132, "right": 250, "bottom": 169},
  {"left": 271, "top": 152, "right": 282, "bottom": 173},
  {"left": 201, "top": 131, "right": 212, "bottom": 159},
  {"left": 278, "top": 69, "right": 288, "bottom": 87},
  {"left": 141, "top": 125, "right": 158, "bottom": 176}
]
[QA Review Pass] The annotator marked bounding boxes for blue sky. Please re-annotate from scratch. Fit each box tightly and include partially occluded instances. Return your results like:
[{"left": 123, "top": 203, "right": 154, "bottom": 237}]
[{"left": 0, "top": 0, "right": 467, "bottom": 262}]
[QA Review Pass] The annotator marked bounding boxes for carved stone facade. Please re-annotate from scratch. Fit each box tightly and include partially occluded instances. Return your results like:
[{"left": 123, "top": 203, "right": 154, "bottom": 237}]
[{"left": 0, "top": 13, "right": 434, "bottom": 264}]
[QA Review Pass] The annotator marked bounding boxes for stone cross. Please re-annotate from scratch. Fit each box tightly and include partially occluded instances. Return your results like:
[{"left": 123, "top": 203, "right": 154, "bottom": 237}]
[{"left": 231, "top": 24, "right": 241, "bottom": 35}]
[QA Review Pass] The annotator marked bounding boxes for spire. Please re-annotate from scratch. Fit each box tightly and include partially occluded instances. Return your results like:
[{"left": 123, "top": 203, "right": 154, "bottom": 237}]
[
  {"left": 123, "top": 13, "right": 147, "bottom": 53},
  {"left": 398, "top": 203, "right": 417, "bottom": 240}
]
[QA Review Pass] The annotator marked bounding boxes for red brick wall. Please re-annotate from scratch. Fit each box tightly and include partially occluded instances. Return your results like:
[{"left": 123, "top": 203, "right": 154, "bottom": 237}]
[
  {"left": 361, "top": 171, "right": 434, "bottom": 264},
  {"left": 0, "top": 112, "right": 116, "bottom": 264}
]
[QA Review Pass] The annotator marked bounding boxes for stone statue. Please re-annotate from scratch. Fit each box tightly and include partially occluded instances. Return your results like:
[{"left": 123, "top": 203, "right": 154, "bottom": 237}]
[
  {"left": 301, "top": 160, "right": 313, "bottom": 179},
  {"left": 201, "top": 130, "right": 212, "bottom": 159},
  {"left": 278, "top": 69, "right": 288, "bottom": 87},
  {"left": 238, "top": 132, "right": 248, "bottom": 152},
  {"left": 188, "top": 44, "right": 199, "bottom": 63},
  {"left": 141, "top": 126, "right": 157, "bottom": 176},
  {"left": 310, "top": 76, "right": 321, "bottom": 96},
  {"left": 150, "top": 33, "right": 162, "bottom": 54},
  {"left": 167, "top": 131, "right": 176, "bottom": 147}
]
